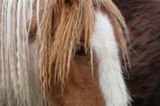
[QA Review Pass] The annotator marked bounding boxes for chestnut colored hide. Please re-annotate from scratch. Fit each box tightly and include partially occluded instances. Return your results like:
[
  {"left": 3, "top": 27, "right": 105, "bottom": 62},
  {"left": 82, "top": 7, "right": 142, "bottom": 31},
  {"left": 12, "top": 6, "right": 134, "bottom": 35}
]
[
  {"left": 50, "top": 56, "right": 105, "bottom": 106},
  {"left": 113, "top": 0, "right": 160, "bottom": 106}
]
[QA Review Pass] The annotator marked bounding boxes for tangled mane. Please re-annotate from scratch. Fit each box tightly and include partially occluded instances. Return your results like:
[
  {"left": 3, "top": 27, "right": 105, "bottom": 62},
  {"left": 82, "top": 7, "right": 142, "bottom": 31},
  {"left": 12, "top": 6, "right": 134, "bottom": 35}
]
[
  {"left": 38, "top": 0, "right": 129, "bottom": 93},
  {"left": 0, "top": 0, "right": 128, "bottom": 105},
  {"left": 0, "top": 0, "right": 46, "bottom": 105}
]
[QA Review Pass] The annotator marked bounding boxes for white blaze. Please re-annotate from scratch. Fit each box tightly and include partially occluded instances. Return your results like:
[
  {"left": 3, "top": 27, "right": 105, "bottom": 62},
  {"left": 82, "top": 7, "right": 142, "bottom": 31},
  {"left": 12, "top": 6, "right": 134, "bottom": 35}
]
[{"left": 92, "top": 11, "right": 131, "bottom": 106}]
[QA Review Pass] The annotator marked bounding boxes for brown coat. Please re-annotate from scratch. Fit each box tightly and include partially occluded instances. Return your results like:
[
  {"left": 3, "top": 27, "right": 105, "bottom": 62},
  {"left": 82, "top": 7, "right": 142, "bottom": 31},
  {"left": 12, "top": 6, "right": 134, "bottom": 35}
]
[{"left": 113, "top": 0, "right": 160, "bottom": 106}]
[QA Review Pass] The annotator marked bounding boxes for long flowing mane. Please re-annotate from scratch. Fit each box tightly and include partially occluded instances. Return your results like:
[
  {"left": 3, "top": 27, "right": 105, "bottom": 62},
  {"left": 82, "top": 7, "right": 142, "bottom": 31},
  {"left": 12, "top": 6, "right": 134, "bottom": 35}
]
[{"left": 0, "top": 0, "right": 130, "bottom": 106}]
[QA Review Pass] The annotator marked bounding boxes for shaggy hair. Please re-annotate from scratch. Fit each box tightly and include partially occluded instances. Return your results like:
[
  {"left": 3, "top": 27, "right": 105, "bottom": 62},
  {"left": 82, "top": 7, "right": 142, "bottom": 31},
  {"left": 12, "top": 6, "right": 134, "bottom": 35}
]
[
  {"left": 0, "top": 0, "right": 129, "bottom": 105},
  {"left": 38, "top": 0, "right": 129, "bottom": 94},
  {"left": 113, "top": 0, "right": 160, "bottom": 106},
  {"left": 0, "top": 0, "right": 46, "bottom": 105}
]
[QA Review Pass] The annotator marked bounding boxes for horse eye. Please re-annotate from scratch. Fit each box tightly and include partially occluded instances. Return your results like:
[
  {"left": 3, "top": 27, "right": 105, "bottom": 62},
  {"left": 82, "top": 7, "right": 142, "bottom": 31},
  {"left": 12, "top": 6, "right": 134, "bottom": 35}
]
[{"left": 76, "top": 45, "right": 86, "bottom": 56}]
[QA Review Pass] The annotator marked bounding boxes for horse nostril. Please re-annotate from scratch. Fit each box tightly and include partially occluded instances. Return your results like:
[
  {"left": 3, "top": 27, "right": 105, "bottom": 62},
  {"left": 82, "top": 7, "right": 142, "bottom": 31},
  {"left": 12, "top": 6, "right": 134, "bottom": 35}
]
[{"left": 76, "top": 45, "right": 86, "bottom": 56}]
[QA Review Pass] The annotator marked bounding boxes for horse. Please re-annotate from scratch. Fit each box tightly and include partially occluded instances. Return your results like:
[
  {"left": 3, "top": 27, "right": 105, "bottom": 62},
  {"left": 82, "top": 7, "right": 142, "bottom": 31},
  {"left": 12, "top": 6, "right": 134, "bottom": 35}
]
[
  {"left": 113, "top": 0, "right": 160, "bottom": 106},
  {"left": 0, "top": 0, "right": 131, "bottom": 106}
]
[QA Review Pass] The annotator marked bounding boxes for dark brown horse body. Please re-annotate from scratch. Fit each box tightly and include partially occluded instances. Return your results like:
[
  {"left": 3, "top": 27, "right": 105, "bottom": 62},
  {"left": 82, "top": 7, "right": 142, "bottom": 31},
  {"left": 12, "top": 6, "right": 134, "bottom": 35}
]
[{"left": 113, "top": 0, "right": 160, "bottom": 106}]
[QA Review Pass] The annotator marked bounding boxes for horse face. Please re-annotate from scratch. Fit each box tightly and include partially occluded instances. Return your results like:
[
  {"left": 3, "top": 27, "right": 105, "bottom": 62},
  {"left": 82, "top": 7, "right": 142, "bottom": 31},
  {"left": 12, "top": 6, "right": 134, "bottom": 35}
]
[{"left": 0, "top": 0, "right": 131, "bottom": 106}]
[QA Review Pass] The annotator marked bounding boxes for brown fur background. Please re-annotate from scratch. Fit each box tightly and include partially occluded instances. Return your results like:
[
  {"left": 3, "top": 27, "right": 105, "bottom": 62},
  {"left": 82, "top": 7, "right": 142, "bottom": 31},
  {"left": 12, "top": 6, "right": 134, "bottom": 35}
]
[{"left": 113, "top": 0, "right": 160, "bottom": 106}]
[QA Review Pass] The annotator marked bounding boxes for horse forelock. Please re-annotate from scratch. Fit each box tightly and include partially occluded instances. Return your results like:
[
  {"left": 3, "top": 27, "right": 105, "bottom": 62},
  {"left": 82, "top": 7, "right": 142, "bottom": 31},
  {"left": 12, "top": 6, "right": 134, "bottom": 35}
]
[{"left": 37, "top": 0, "right": 129, "bottom": 93}]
